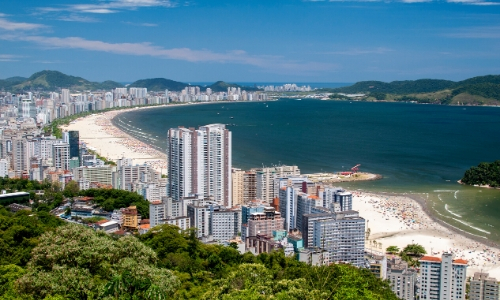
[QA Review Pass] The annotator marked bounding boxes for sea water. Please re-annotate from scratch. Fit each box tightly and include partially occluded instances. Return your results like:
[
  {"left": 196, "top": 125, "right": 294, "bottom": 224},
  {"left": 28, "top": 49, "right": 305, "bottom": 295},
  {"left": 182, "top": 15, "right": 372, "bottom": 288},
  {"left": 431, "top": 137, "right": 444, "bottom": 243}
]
[{"left": 113, "top": 99, "right": 500, "bottom": 242}]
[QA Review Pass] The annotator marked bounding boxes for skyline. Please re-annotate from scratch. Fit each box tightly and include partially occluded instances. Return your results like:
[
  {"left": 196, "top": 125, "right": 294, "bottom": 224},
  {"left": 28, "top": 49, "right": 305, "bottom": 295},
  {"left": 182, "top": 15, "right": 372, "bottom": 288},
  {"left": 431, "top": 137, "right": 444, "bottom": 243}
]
[{"left": 1, "top": 0, "right": 500, "bottom": 82}]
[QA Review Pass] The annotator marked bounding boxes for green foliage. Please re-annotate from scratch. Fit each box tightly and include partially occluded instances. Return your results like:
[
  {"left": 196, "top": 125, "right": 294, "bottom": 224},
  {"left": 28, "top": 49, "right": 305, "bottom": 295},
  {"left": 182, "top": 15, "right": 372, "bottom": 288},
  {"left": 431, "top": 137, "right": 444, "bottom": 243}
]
[
  {"left": 328, "top": 93, "right": 351, "bottom": 100},
  {"left": 385, "top": 246, "right": 400, "bottom": 254},
  {"left": 79, "top": 188, "right": 150, "bottom": 218},
  {"left": 207, "top": 81, "right": 261, "bottom": 92},
  {"left": 370, "top": 92, "right": 386, "bottom": 100},
  {"left": 16, "top": 224, "right": 179, "bottom": 299},
  {"left": 0, "top": 207, "right": 64, "bottom": 267},
  {"left": 400, "top": 243, "right": 427, "bottom": 267},
  {"left": 451, "top": 83, "right": 500, "bottom": 100},
  {"left": 329, "top": 79, "right": 456, "bottom": 95},
  {"left": 63, "top": 180, "right": 80, "bottom": 198},
  {"left": 9, "top": 70, "right": 124, "bottom": 92},
  {"left": 462, "top": 160, "right": 500, "bottom": 187},
  {"left": 129, "top": 78, "right": 191, "bottom": 91}
]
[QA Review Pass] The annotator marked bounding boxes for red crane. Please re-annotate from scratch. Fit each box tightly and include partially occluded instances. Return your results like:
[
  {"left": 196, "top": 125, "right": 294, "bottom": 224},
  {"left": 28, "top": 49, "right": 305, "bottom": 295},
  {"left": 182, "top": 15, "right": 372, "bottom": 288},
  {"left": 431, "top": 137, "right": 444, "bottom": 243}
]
[{"left": 351, "top": 164, "right": 361, "bottom": 173}]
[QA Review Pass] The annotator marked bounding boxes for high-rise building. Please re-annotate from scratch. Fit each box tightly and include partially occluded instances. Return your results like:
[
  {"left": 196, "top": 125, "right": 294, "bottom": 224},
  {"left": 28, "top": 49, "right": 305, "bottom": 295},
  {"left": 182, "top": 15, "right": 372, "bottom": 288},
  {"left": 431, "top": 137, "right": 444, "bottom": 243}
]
[
  {"left": 254, "top": 165, "right": 300, "bottom": 202},
  {"left": 11, "top": 136, "right": 28, "bottom": 177},
  {"left": 296, "top": 193, "right": 322, "bottom": 233},
  {"left": 303, "top": 211, "right": 365, "bottom": 267},
  {"left": 469, "top": 272, "right": 499, "bottom": 300},
  {"left": 232, "top": 168, "right": 244, "bottom": 205},
  {"left": 419, "top": 252, "right": 468, "bottom": 300},
  {"left": 279, "top": 186, "right": 299, "bottom": 231},
  {"left": 61, "top": 89, "right": 70, "bottom": 103},
  {"left": 386, "top": 257, "right": 417, "bottom": 300},
  {"left": 167, "top": 124, "right": 232, "bottom": 207},
  {"left": 68, "top": 131, "right": 79, "bottom": 160},
  {"left": 52, "top": 142, "right": 70, "bottom": 170}
]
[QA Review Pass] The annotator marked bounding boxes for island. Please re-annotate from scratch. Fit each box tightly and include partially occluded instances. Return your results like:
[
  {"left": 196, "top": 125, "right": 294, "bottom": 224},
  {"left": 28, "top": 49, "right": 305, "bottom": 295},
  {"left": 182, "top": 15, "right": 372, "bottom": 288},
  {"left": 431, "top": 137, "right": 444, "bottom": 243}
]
[{"left": 460, "top": 160, "right": 500, "bottom": 188}]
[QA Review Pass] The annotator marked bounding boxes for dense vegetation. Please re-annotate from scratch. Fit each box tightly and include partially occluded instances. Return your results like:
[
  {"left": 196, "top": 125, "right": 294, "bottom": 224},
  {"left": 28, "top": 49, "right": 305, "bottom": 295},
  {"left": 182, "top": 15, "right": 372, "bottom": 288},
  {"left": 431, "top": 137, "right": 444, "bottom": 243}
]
[
  {"left": 3, "top": 70, "right": 124, "bottom": 92},
  {"left": 322, "top": 74, "right": 500, "bottom": 105},
  {"left": 79, "top": 188, "right": 150, "bottom": 218},
  {"left": 0, "top": 212, "right": 400, "bottom": 299},
  {"left": 0, "top": 178, "right": 150, "bottom": 217},
  {"left": 128, "top": 78, "right": 192, "bottom": 91},
  {"left": 461, "top": 160, "right": 500, "bottom": 187},
  {"left": 207, "top": 81, "right": 261, "bottom": 92}
]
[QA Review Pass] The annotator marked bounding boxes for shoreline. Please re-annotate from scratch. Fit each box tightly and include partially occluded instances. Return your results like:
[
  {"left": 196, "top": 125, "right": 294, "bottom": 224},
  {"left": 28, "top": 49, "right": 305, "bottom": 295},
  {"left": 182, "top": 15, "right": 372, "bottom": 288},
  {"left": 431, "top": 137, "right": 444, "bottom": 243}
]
[{"left": 354, "top": 190, "right": 500, "bottom": 277}]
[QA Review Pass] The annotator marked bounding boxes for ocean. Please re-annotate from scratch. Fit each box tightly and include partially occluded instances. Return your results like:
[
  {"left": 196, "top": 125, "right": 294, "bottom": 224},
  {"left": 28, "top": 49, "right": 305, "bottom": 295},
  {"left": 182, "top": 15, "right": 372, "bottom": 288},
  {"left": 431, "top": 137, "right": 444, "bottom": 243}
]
[{"left": 113, "top": 99, "right": 500, "bottom": 243}]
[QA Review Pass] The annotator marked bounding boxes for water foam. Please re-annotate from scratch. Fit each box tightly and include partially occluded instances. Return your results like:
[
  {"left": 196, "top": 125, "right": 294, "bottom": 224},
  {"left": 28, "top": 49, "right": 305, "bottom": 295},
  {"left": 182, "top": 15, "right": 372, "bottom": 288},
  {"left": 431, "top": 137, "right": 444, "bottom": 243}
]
[
  {"left": 445, "top": 204, "right": 462, "bottom": 218},
  {"left": 452, "top": 218, "right": 490, "bottom": 235}
]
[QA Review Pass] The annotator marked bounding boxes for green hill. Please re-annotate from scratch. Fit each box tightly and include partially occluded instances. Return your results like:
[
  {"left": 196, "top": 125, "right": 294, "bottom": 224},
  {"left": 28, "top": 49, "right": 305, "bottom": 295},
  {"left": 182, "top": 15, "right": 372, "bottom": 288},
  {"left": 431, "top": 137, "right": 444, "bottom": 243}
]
[
  {"left": 329, "top": 79, "right": 456, "bottom": 94},
  {"left": 9, "top": 70, "right": 123, "bottom": 92},
  {"left": 207, "top": 80, "right": 260, "bottom": 92},
  {"left": 326, "top": 74, "right": 500, "bottom": 105},
  {"left": 4, "top": 76, "right": 27, "bottom": 82},
  {"left": 128, "top": 78, "right": 191, "bottom": 91}
]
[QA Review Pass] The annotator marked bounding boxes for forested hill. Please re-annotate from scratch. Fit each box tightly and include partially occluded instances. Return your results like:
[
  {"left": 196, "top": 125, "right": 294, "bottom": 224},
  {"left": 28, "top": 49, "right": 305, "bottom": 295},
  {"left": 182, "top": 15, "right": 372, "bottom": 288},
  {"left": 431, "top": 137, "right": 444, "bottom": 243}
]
[
  {"left": 326, "top": 75, "right": 500, "bottom": 105},
  {"left": 1, "top": 70, "right": 262, "bottom": 93},
  {"left": 0, "top": 70, "right": 123, "bottom": 92}
]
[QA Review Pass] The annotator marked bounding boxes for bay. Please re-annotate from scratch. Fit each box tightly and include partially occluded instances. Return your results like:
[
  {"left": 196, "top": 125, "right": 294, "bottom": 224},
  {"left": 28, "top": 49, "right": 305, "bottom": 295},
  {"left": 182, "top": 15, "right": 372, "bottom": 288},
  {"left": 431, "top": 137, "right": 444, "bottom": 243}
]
[{"left": 113, "top": 99, "right": 500, "bottom": 243}]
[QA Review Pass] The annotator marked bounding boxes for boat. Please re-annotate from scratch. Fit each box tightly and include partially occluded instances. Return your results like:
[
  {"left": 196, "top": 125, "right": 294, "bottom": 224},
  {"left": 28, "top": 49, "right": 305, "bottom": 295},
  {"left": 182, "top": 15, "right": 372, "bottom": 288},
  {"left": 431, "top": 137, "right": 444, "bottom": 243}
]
[
  {"left": 296, "top": 98, "right": 302, "bottom": 100},
  {"left": 230, "top": 117, "right": 234, "bottom": 119},
  {"left": 266, "top": 105, "right": 268, "bottom": 107}
]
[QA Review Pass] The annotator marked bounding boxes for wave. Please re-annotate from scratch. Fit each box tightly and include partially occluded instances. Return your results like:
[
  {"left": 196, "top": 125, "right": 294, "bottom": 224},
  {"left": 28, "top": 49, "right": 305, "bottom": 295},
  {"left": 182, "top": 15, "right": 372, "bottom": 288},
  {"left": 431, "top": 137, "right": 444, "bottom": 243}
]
[
  {"left": 437, "top": 194, "right": 443, "bottom": 202},
  {"left": 454, "top": 190, "right": 459, "bottom": 199},
  {"left": 451, "top": 218, "right": 490, "bottom": 235},
  {"left": 445, "top": 204, "right": 462, "bottom": 218},
  {"left": 433, "top": 190, "right": 456, "bottom": 192}
]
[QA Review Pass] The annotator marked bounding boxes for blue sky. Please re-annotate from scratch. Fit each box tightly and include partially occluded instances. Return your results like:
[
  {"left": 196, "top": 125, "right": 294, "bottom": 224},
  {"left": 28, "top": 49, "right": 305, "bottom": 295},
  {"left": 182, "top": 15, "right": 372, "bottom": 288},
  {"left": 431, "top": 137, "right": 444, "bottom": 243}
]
[{"left": 0, "top": 0, "right": 499, "bottom": 83}]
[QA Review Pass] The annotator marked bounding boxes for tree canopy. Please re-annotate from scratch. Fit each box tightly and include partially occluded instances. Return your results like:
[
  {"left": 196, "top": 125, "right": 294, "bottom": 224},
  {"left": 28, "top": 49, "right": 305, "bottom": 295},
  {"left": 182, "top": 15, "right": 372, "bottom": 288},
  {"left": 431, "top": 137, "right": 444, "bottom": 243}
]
[{"left": 461, "top": 160, "right": 500, "bottom": 187}]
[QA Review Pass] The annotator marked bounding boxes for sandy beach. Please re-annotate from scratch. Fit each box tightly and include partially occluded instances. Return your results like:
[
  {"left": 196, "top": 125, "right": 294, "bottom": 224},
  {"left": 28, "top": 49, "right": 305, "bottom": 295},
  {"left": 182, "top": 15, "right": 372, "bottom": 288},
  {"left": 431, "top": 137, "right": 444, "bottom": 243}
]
[
  {"left": 62, "top": 107, "right": 168, "bottom": 174},
  {"left": 354, "top": 192, "right": 500, "bottom": 278}
]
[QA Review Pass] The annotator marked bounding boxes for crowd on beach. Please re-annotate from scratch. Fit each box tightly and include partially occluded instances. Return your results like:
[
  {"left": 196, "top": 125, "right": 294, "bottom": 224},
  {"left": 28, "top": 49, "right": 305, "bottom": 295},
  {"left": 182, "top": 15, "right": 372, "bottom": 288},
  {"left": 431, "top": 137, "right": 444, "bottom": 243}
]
[{"left": 354, "top": 191, "right": 500, "bottom": 275}]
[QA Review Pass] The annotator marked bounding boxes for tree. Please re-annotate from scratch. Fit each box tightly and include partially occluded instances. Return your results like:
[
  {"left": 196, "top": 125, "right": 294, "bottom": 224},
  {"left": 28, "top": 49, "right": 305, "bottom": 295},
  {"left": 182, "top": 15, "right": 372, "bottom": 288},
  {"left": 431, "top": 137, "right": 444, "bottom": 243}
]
[
  {"left": 62, "top": 180, "right": 79, "bottom": 198},
  {"left": 386, "top": 246, "right": 400, "bottom": 254},
  {"left": 402, "top": 243, "right": 427, "bottom": 257},
  {"left": 16, "top": 224, "right": 179, "bottom": 299}
]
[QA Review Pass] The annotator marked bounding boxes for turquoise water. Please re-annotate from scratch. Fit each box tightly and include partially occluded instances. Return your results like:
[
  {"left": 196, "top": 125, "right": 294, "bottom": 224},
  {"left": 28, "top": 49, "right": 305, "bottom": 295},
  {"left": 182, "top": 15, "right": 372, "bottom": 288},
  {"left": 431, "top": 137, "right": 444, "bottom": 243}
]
[{"left": 113, "top": 99, "right": 500, "bottom": 242}]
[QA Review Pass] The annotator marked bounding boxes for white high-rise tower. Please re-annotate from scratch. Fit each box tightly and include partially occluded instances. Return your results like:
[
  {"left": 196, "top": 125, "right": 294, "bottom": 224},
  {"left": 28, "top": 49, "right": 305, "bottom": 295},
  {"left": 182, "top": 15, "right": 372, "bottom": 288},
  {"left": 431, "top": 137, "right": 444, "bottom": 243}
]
[{"left": 167, "top": 124, "right": 232, "bottom": 207}]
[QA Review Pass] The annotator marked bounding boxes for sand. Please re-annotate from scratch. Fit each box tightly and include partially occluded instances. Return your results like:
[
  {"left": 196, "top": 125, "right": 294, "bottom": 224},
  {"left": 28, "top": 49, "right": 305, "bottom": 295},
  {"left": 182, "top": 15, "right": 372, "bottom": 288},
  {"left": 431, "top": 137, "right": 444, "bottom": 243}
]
[
  {"left": 354, "top": 192, "right": 500, "bottom": 278},
  {"left": 62, "top": 107, "right": 168, "bottom": 174}
]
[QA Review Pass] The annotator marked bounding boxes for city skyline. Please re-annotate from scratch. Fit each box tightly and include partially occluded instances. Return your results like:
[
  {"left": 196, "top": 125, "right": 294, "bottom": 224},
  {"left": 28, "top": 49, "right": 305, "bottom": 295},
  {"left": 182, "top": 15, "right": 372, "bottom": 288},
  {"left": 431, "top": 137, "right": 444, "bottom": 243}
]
[{"left": 1, "top": 0, "right": 499, "bottom": 83}]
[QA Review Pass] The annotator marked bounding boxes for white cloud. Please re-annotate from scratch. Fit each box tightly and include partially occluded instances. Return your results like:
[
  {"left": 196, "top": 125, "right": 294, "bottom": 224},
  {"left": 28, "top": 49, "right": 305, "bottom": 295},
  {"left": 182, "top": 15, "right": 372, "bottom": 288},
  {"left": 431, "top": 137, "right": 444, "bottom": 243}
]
[
  {"left": 123, "top": 21, "right": 158, "bottom": 27},
  {"left": 58, "top": 15, "right": 99, "bottom": 22},
  {"left": 445, "top": 26, "right": 500, "bottom": 38},
  {"left": 0, "top": 34, "right": 336, "bottom": 74},
  {"left": 322, "top": 47, "right": 394, "bottom": 55},
  {"left": 39, "top": 0, "right": 177, "bottom": 15},
  {"left": 0, "top": 54, "right": 21, "bottom": 62},
  {"left": 0, "top": 17, "right": 45, "bottom": 31}
]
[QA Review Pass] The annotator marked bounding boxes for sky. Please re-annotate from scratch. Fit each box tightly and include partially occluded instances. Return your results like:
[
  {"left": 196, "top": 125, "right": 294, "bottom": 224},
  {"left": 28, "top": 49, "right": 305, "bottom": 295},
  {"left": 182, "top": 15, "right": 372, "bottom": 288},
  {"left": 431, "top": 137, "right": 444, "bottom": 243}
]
[{"left": 0, "top": 0, "right": 500, "bottom": 83}]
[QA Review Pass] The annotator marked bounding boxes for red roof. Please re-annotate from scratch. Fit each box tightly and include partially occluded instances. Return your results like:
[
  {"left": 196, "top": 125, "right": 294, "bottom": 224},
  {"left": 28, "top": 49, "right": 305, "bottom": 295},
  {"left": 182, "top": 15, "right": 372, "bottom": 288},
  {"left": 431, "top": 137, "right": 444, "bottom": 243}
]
[
  {"left": 420, "top": 256, "right": 442, "bottom": 262},
  {"left": 453, "top": 259, "right": 468, "bottom": 265}
]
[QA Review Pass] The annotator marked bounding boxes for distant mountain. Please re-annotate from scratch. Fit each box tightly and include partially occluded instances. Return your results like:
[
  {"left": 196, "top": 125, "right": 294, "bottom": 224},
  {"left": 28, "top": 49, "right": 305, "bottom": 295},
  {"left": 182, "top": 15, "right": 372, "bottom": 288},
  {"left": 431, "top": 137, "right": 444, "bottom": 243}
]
[
  {"left": 128, "top": 78, "right": 191, "bottom": 91},
  {"left": 326, "top": 74, "right": 500, "bottom": 105},
  {"left": 6, "top": 70, "right": 123, "bottom": 92},
  {"left": 328, "top": 79, "right": 456, "bottom": 94},
  {"left": 4, "top": 76, "right": 27, "bottom": 82},
  {"left": 207, "top": 81, "right": 261, "bottom": 93}
]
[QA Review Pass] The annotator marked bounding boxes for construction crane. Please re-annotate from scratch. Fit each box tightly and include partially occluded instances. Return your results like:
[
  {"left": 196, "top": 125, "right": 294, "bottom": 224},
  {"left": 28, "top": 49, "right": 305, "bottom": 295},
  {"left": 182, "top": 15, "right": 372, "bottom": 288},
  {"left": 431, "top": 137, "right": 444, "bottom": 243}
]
[{"left": 351, "top": 164, "right": 361, "bottom": 173}]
